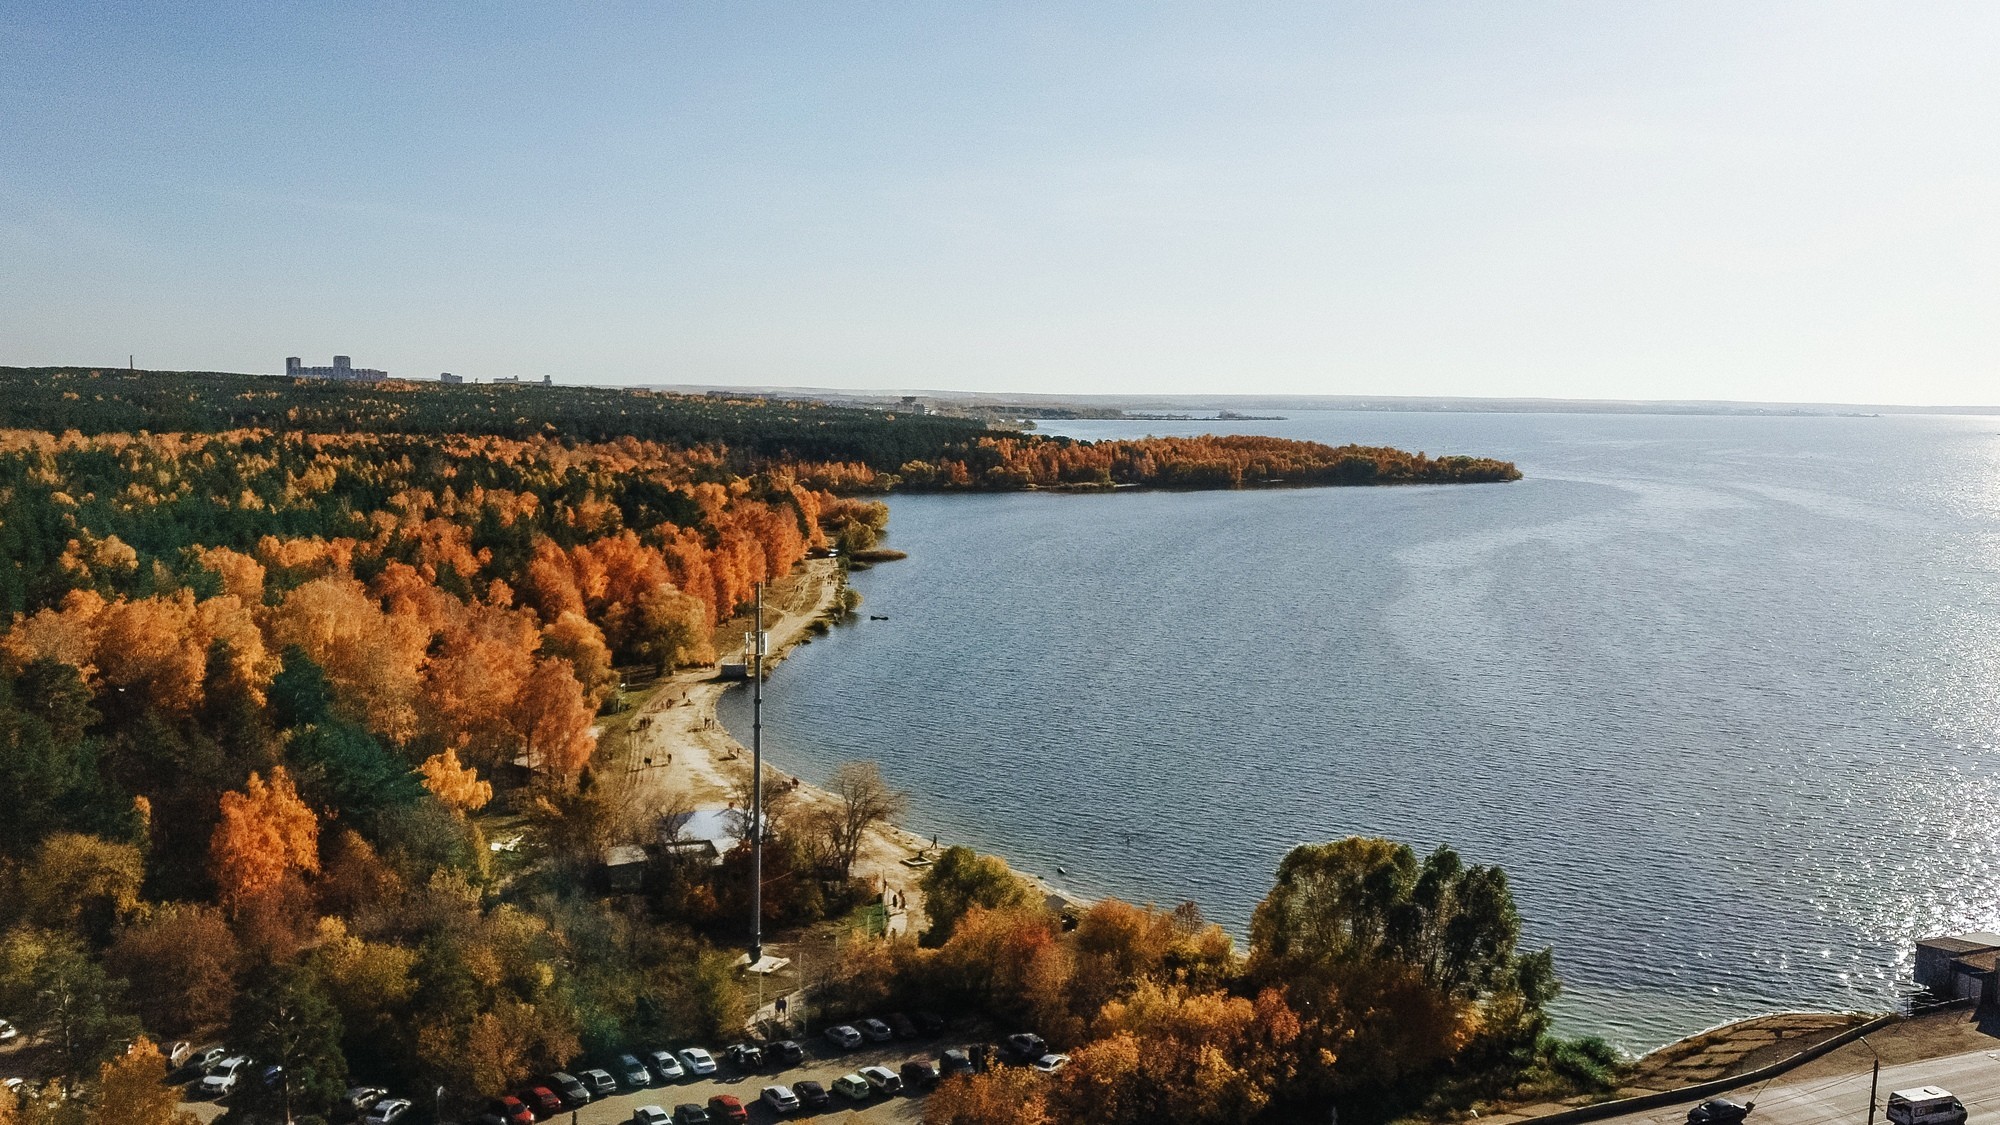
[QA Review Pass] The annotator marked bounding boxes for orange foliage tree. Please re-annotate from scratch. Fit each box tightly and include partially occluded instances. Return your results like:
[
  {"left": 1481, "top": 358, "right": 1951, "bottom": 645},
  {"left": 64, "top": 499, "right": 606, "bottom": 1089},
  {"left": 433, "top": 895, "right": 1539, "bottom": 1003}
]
[{"left": 210, "top": 766, "right": 320, "bottom": 912}]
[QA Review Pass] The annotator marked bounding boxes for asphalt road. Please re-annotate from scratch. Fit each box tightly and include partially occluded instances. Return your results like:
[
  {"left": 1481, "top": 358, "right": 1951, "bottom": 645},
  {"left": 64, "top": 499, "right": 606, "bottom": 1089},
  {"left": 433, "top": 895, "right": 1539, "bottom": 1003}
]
[{"left": 1599, "top": 1044, "right": 2000, "bottom": 1125}]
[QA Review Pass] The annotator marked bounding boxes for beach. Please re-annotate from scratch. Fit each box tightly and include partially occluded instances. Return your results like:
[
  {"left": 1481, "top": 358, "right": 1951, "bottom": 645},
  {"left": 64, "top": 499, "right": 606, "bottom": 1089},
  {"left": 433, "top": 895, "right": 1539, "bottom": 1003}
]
[{"left": 607, "top": 558, "right": 947, "bottom": 939}]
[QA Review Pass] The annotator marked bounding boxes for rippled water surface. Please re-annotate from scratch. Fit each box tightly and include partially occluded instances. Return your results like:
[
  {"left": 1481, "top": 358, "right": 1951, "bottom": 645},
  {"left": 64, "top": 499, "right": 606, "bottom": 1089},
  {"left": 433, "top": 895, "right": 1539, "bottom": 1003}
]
[{"left": 720, "top": 411, "right": 2000, "bottom": 1052}]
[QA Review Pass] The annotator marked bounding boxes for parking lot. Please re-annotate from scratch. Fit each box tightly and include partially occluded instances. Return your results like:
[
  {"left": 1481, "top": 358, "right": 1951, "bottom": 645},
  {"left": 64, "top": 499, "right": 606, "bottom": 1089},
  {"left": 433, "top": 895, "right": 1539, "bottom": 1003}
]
[
  {"left": 529, "top": 1034, "right": 947, "bottom": 1125},
  {"left": 159, "top": 1028, "right": 984, "bottom": 1125}
]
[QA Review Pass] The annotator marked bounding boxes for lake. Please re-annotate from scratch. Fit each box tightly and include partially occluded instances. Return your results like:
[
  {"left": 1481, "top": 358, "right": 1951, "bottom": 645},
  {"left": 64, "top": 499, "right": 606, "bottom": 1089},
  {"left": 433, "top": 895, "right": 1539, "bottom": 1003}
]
[{"left": 719, "top": 410, "right": 2000, "bottom": 1053}]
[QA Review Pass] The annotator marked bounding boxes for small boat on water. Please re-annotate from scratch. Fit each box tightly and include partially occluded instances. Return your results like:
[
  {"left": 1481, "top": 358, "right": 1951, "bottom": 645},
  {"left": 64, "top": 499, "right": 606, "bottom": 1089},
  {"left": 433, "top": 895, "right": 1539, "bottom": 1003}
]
[{"left": 869, "top": 614, "right": 890, "bottom": 620}]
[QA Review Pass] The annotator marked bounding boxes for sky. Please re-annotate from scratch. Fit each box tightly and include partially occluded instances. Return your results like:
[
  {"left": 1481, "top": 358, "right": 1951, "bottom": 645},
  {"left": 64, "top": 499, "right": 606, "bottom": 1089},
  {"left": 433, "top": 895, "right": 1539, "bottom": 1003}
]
[{"left": 1, "top": 2, "right": 1995, "bottom": 404}]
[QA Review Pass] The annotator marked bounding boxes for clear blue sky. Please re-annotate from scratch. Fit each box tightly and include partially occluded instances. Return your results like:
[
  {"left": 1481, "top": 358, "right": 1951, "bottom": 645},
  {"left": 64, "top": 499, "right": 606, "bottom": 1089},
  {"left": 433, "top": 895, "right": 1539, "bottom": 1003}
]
[{"left": 2, "top": 2, "right": 1994, "bottom": 403}]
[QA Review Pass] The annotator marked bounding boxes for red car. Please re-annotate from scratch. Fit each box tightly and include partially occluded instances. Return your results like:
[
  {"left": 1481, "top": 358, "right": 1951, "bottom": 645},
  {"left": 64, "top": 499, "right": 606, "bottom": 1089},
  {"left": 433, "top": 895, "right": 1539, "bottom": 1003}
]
[
  {"left": 516, "top": 1089, "right": 563, "bottom": 1119},
  {"left": 705, "top": 1096, "right": 748, "bottom": 1125},
  {"left": 489, "top": 1097, "right": 534, "bottom": 1125}
]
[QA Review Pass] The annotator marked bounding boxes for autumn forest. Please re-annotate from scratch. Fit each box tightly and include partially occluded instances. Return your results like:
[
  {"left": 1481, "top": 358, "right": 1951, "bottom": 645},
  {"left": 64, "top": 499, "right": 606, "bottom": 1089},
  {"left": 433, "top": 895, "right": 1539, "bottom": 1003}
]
[{"left": 0, "top": 368, "right": 1602, "bottom": 1125}]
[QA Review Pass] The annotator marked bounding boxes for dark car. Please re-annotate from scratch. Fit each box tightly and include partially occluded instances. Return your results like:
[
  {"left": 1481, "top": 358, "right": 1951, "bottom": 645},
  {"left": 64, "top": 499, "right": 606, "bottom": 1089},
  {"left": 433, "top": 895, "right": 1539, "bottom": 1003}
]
[
  {"left": 723, "top": 1042, "right": 763, "bottom": 1069},
  {"left": 1689, "top": 1100, "right": 1753, "bottom": 1125},
  {"left": 1003, "top": 1033, "right": 1047, "bottom": 1064},
  {"left": 671, "top": 1106, "right": 709, "bottom": 1125},
  {"left": 792, "top": 1081, "right": 830, "bottom": 1111},
  {"left": 490, "top": 1097, "right": 535, "bottom": 1125},
  {"left": 614, "top": 1054, "right": 652, "bottom": 1088},
  {"left": 857, "top": 1018, "right": 894, "bottom": 1044},
  {"left": 914, "top": 1012, "right": 948, "bottom": 1036},
  {"left": 939, "top": 1049, "right": 974, "bottom": 1077},
  {"left": 768, "top": 1039, "right": 805, "bottom": 1067},
  {"left": 518, "top": 1087, "right": 564, "bottom": 1118},
  {"left": 544, "top": 1073, "right": 591, "bottom": 1108},
  {"left": 884, "top": 1013, "right": 920, "bottom": 1039},
  {"left": 705, "top": 1095, "right": 748, "bottom": 1125},
  {"left": 900, "top": 1060, "right": 940, "bottom": 1089}
]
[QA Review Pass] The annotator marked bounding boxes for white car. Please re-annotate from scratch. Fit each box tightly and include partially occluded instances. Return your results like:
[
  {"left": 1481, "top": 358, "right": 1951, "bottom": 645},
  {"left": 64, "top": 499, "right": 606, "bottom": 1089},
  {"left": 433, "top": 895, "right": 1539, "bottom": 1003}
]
[
  {"left": 365, "top": 1098, "right": 414, "bottom": 1125},
  {"left": 1032, "top": 1053, "right": 1071, "bottom": 1074},
  {"left": 676, "top": 1048, "right": 716, "bottom": 1076},
  {"left": 630, "top": 1106, "right": 670, "bottom": 1125},
  {"left": 859, "top": 1066, "right": 903, "bottom": 1094},
  {"left": 200, "top": 1057, "right": 248, "bottom": 1098},
  {"left": 0, "top": 1019, "right": 16, "bottom": 1042},
  {"left": 760, "top": 1085, "right": 800, "bottom": 1114},
  {"left": 645, "top": 1050, "right": 685, "bottom": 1082},
  {"left": 824, "top": 1025, "right": 862, "bottom": 1050}
]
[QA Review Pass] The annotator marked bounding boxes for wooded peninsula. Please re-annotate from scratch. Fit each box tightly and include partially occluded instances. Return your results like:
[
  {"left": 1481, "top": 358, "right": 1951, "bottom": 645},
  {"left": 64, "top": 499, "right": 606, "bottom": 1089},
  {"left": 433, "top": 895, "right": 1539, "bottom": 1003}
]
[{"left": 0, "top": 367, "right": 1596, "bottom": 1125}]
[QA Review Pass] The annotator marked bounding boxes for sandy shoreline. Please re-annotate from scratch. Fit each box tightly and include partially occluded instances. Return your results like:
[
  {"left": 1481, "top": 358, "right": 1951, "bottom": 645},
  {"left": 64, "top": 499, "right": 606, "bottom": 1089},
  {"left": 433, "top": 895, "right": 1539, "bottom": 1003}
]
[
  {"left": 604, "top": 557, "right": 1086, "bottom": 947},
  {"left": 611, "top": 560, "right": 933, "bottom": 937}
]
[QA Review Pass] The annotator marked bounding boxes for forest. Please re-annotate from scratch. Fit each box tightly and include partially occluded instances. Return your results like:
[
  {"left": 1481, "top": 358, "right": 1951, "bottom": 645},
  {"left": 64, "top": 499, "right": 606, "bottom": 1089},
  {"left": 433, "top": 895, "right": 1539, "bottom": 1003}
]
[
  {"left": 0, "top": 368, "right": 1559, "bottom": 1125},
  {"left": 0, "top": 368, "right": 1521, "bottom": 494}
]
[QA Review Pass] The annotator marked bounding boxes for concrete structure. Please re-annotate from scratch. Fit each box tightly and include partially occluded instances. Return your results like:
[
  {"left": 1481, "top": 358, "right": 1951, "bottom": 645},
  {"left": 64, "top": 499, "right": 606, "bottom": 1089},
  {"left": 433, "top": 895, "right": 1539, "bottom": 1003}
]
[
  {"left": 439, "top": 372, "right": 462, "bottom": 384},
  {"left": 286, "top": 355, "right": 388, "bottom": 381},
  {"left": 1914, "top": 933, "right": 2000, "bottom": 1004}
]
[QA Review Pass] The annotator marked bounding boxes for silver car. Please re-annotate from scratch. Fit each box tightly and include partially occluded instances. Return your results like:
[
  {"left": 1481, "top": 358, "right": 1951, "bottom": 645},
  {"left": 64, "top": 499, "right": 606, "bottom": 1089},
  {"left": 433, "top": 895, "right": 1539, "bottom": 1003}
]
[{"left": 759, "top": 1086, "right": 800, "bottom": 1115}]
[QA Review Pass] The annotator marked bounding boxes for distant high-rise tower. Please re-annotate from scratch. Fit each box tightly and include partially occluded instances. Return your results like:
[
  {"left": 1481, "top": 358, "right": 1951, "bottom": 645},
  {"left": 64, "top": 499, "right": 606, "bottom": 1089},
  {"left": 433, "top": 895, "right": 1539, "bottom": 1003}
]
[
  {"left": 286, "top": 357, "right": 302, "bottom": 376},
  {"left": 333, "top": 355, "right": 351, "bottom": 373}
]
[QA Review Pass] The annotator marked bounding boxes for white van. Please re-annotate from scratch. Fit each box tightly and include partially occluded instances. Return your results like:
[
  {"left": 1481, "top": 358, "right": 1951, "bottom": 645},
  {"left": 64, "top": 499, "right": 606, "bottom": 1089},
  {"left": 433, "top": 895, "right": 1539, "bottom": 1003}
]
[{"left": 1886, "top": 1087, "right": 1967, "bottom": 1125}]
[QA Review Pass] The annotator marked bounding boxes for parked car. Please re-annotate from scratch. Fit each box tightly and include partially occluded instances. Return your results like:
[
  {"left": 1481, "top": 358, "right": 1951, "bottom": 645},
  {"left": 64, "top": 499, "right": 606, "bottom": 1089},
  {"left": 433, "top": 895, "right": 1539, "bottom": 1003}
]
[
  {"left": 344, "top": 1086, "right": 390, "bottom": 1117},
  {"left": 671, "top": 1105, "right": 709, "bottom": 1125},
  {"left": 824, "top": 1025, "right": 863, "bottom": 1051},
  {"left": 1688, "top": 1099, "right": 1752, "bottom": 1125},
  {"left": 723, "top": 1042, "right": 763, "bottom": 1069},
  {"left": 1887, "top": 1088, "right": 1967, "bottom": 1125},
  {"left": 545, "top": 1072, "right": 591, "bottom": 1107},
  {"left": 939, "top": 1048, "right": 974, "bottom": 1077},
  {"left": 0, "top": 1019, "right": 17, "bottom": 1043},
  {"left": 759, "top": 1085, "right": 800, "bottom": 1115},
  {"left": 705, "top": 1095, "right": 748, "bottom": 1125},
  {"left": 901, "top": 1060, "right": 940, "bottom": 1089},
  {"left": 517, "top": 1087, "right": 563, "bottom": 1118},
  {"left": 831, "top": 1073, "right": 872, "bottom": 1101},
  {"left": 859, "top": 1065, "right": 903, "bottom": 1094},
  {"left": 914, "top": 1012, "right": 948, "bottom": 1036},
  {"left": 1003, "top": 1033, "right": 1047, "bottom": 1064},
  {"left": 630, "top": 1106, "right": 670, "bottom": 1125},
  {"left": 200, "top": 1057, "right": 248, "bottom": 1099},
  {"left": 3, "top": 1078, "right": 23, "bottom": 1096},
  {"left": 645, "top": 1050, "right": 685, "bottom": 1083},
  {"left": 490, "top": 1096, "right": 534, "bottom": 1125},
  {"left": 791, "top": 1080, "right": 829, "bottom": 1110},
  {"left": 366, "top": 1098, "right": 414, "bottom": 1125},
  {"left": 164, "top": 1041, "right": 193, "bottom": 1066},
  {"left": 579, "top": 1069, "right": 617, "bottom": 1098},
  {"left": 884, "top": 1013, "right": 919, "bottom": 1039},
  {"left": 677, "top": 1048, "right": 716, "bottom": 1077},
  {"left": 767, "top": 1039, "right": 804, "bottom": 1066},
  {"left": 857, "top": 1018, "right": 894, "bottom": 1043},
  {"left": 1031, "top": 1054, "right": 1070, "bottom": 1074},
  {"left": 470, "top": 1113, "right": 507, "bottom": 1125},
  {"left": 181, "top": 1046, "right": 229, "bottom": 1079},
  {"left": 613, "top": 1054, "right": 651, "bottom": 1088}
]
